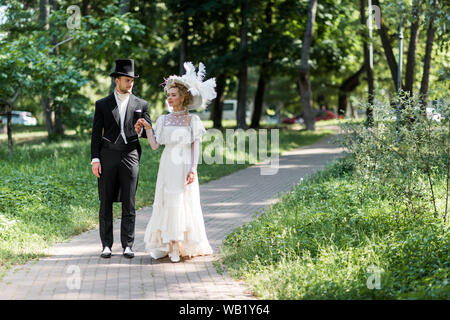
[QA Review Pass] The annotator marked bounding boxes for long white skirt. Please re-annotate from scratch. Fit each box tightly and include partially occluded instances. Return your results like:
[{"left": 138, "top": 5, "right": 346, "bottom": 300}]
[{"left": 143, "top": 143, "right": 213, "bottom": 257}]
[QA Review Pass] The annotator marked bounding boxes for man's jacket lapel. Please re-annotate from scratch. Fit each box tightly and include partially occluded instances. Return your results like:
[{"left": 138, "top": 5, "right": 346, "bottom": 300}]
[
  {"left": 124, "top": 94, "right": 136, "bottom": 129},
  {"left": 107, "top": 92, "right": 120, "bottom": 127}
]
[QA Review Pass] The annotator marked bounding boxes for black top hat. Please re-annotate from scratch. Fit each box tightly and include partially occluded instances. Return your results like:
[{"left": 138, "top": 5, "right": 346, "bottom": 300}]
[{"left": 110, "top": 59, "right": 139, "bottom": 78}]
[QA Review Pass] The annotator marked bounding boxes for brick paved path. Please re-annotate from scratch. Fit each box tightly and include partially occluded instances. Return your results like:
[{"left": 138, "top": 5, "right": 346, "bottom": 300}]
[{"left": 0, "top": 134, "right": 345, "bottom": 300}]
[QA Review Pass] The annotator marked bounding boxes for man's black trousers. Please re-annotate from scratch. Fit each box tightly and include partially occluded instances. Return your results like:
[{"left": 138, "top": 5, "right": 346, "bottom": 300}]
[{"left": 98, "top": 145, "right": 139, "bottom": 250}]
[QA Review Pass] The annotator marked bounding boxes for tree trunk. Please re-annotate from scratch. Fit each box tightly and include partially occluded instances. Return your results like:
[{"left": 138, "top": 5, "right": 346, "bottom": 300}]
[
  {"left": 250, "top": 0, "right": 273, "bottom": 129},
  {"left": 6, "top": 109, "right": 12, "bottom": 159},
  {"left": 420, "top": 0, "right": 438, "bottom": 107},
  {"left": 39, "top": 0, "right": 53, "bottom": 136},
  {"left": 236, "top": 0, "right": 248, "bottom": 129},
  {"left": 251, "top": 69, "right": 267, "bottom": 129},
  {"left": 338, "top": 65, "right": 365, "bottom": 116},
  {"left": 338, "top": 94, "right": 348, "bottom": 118},
  {"left": 39, "top": 0, "right": 49, "bottom": 28},
  {"left": 81, "top": 0, "right": 91, "bottom": 15},
  {"left": 298, "top": 0, "right": 318, "bottom": 131},
  {"left": 361, "top": 0, "right": 374, "bottom": 126},
  {"left": 179, "top": 13, "right": 188, "bottom": 76},
  {"left": 1, "top": 89, "right": 20, "bottom": 159},
  {"left": 212, "top": 74, "right": 226, "bottom": 129},
  {"left": 50, "top": 0, "right": 64, "bottom": 136},
  {"left": 210, "top": 12, "right": 232, "bottom": 129},
  {"left": 317, "top": 94, "right": 327, "bottom": 110},
  {"left": 42, "top": 97, "right": 54, "bottom": 134},
  {"left": 372, "top": 0, "right": 402, "bottom": 91},
  {"left": 119, "top": 0, "right": 130, "bottom": 13},
  {"left": 404, "top": 0, "right": 421, "bottom": 95}
]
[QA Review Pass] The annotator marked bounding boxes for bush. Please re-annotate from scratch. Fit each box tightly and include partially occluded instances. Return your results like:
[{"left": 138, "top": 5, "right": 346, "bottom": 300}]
[
  {"left": 221, "top": 157, "right": 449, "bottom": 299},
  {"left": 338, "top": 93, "right": 449, "bottom": 222},
  {"left": 221, "top": 93, "right": 449, "bottom": 299}
]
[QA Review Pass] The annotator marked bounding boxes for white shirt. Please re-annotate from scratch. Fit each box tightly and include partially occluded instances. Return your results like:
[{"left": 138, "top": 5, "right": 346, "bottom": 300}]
[{"left": 114, "top": 89, "right": 130, "bottom": 144}]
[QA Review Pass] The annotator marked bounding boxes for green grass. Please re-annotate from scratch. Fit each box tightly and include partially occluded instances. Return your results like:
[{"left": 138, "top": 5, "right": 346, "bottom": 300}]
[
  {"left": 220, "top": 156, "right": 450, "bottom": 299},
  {"left": 0, "top": 124, "right": 333, "bottom": 278}
]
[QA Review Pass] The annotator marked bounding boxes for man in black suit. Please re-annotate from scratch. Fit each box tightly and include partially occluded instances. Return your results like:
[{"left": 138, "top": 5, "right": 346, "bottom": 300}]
[{"left": 91, "top": 59, "right": 151, "bottom": 259}]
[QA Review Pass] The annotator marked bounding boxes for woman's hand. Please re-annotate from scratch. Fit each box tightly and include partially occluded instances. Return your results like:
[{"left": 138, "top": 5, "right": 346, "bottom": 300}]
[{"left": 186, "top": 170, "right": 195, "bottom": 185}]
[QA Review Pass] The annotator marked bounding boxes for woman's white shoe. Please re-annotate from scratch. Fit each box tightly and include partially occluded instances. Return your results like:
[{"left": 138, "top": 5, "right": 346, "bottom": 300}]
[{"left": 169, "top": 244, "right": 181, "bottom": 263}]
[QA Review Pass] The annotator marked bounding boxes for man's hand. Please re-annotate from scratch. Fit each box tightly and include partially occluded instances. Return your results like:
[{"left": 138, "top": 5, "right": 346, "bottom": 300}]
[
  {"left": 92, "top": 162, "right": 102, "bottom": 178},
  {"left": 134, "top": 121, "right": 143, "bottom": 134}
]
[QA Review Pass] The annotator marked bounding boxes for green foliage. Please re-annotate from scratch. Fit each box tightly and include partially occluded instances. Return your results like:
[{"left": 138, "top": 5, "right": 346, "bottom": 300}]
[
  {"left": 338, "top": 93, "right": 449, "bottom": 221},
  {"left": 221, "top": 94, "right": 449, "bottom": 299},
  {"left": 1, "top": 0, "right": 449, "bottom": 129},
  {"left": 221, "top": 156, "right": 449, "bottom": 299},
  {"left": 0, "top": 0, "right": 148, "bottom": 134}
]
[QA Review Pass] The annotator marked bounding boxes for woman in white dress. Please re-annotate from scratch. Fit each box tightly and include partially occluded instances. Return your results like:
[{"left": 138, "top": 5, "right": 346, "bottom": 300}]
[{"left": 136, "top": 62, "right": 216, "bottom": 262}]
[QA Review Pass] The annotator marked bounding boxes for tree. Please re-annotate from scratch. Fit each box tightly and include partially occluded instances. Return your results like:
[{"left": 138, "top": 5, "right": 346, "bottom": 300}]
[
  {"left": 370, "top": 0, "right": 448, "bottom": 113},
  {"left": 0, "top": 35, "right": 44, "bottom": 157},
  {"left": 39, "top": 0, "right": 55, "bottom": 136},
  {"left": 298, "top": 0, "right": 318, "bottom": 131},
  {"left": 250, "top": 0, "right": 274, "bottom": 129},
  {"left": 371, "top": 0, "right": 401, "bottom": 92},
  {"left": 361, "top": 0, "right": 374, "bottom": 126},
  {"left": 419, "top": 0, "right": 439, "bottom": 106},
  {"left": 236, "top": 0, "right": 249, "bottom": 129},
  {"left": 0, "top": 90, "right": 20, "bottom": 159},
  {"left": 337, "top": 65, "right": 365, "bottom": 117},
  {"left": 404, "top": 0, "right": 421, "bottom": 95}
]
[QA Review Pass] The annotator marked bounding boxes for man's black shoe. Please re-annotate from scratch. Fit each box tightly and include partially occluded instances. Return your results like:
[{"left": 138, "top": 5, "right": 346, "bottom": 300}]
[
  {"left": 123, "top": 247, "right": 134, "bottom": 259},
  {"left": 101, "top": 247, "right": 112, "bottom": 258}
]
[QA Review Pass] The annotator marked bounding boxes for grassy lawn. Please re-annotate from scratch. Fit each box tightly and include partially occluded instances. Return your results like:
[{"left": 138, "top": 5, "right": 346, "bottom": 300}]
[
  {"left": 0, "top": 121, "right": 335, "bottom": 278},
  {"left": 220, "top": 156, "right": 449, "bottom": 299}
]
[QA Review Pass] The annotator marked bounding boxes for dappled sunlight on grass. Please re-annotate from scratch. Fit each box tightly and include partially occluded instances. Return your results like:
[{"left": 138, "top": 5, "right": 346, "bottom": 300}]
[
  {"left": 0, "top": 127, "right": 334, "bottom": 277},
  {"left": 221, "top": 157, "right": 449, "bottom": 299}
]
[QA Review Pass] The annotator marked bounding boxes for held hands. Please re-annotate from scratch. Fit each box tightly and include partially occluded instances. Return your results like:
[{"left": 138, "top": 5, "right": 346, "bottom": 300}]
[
  {"left": 139, "top": 118, "right": 151, "bottom": 130},
  {"left": 134, "top": 118, "right": 151, "bottom": 134}
]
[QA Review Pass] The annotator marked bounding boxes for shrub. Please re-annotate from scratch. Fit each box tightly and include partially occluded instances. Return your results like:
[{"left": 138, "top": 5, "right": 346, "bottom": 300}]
[{"left": 338, "top": 93, "right": 449, "bottom": 222}]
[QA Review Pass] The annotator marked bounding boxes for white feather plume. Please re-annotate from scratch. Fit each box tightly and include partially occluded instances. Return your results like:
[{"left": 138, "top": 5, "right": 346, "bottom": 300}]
[
  {"left": 183, "top": 62, "right": 196, "bottom": 77},
  {"left": 197, "top": 62, "right": 206, "bottom": 82},
  {"left": 164, "top": 61, "right": 217, "bottom": 110}
]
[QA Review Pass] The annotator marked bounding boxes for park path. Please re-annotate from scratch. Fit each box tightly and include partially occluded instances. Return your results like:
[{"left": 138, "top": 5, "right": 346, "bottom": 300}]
[{"left": 0, "top": 131, "right": 345, "bottom": 300}]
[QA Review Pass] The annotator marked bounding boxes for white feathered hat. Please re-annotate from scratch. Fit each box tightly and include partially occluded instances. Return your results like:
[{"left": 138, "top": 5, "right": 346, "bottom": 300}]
[{"left": 164, "top": 62, "right": 217, "bottom": 111}]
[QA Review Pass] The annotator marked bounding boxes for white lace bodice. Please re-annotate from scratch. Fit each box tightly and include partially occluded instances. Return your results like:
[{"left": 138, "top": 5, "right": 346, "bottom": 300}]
[
  {"left": 153, "top": 113, "right": 206, "bottom": 145},
  {"left": 163, "top": 113, "right": 192, "bottom": 127}
]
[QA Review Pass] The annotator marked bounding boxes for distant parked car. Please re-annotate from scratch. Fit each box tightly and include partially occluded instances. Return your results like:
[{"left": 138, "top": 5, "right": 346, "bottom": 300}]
[
  {"left": 198, "top": 100, "right": 251, "bottom": 121},
  {"left": 315, "top": 110, "right": 340, "bottom": 121},
  {"left": 426, "top": 107, "right": 445, "bottom": 122},
  {"left": 0, "top": 111, "right": 38, "bottom": 126},
  {"left": 282, "top": 115, "right": 304, "bottom": 124}
]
